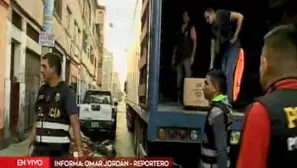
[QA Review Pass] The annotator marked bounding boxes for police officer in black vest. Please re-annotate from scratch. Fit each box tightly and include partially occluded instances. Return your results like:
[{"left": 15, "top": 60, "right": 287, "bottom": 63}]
[
  {"left": 28, "top": 53, "right": 83, "bottom": 157},
  {"left": 237, "top": 25, "right": 297, "bottom": 168},
  {"left": 200, "top": 69, "right": 232, "bottom": 168}
]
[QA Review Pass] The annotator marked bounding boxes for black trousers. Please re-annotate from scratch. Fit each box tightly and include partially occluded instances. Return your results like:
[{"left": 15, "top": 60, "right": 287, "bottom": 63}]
[{"left": 31, "top": 143, "right": 70, "bottom": 157}]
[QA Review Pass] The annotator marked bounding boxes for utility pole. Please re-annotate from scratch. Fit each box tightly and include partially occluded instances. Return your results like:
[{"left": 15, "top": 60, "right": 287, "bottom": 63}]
[
  {"left": 40, "top": 0, "right": 65, "bottom": 80},
  {"left": 40, "top": 0, "right": 54, "bottom": 53}
]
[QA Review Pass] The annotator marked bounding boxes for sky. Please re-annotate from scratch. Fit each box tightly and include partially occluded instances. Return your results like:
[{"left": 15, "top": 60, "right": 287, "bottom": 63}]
[{"left": 98, "top": 0, "right": 136, "bottom": 90}]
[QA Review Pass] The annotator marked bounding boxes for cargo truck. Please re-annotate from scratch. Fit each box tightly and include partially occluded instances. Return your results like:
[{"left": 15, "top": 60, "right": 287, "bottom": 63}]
[{"left": 125, "top": 0, "right": 293, "bottom": 167}]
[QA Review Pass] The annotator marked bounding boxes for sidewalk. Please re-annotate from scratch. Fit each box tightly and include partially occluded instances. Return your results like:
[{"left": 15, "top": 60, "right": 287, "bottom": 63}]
[{"left": 0, "top": 140, "right": 29, "bottom": 156}]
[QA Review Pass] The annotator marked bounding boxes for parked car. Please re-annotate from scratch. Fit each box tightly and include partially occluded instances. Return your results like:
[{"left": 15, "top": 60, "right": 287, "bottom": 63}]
[{"left": 78, "top": 90, "right": 118, "bottom": 140}]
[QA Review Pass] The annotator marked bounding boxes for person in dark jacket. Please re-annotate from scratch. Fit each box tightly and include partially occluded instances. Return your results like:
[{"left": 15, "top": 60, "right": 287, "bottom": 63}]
[
  {"left": 172, "top": 10, "right": 197, "bottom": 104},
  {"left": 204, "top": 8, "right": 244, "bottom": 102},
  {"left": 237, "top": 25, "right": 297, "bottom": 168},
  {"left": 28, "top": 53, "right": 83, "bottom": 156},
  {"left": 200, "top": 69, "right": 232, "bottom": 168}
]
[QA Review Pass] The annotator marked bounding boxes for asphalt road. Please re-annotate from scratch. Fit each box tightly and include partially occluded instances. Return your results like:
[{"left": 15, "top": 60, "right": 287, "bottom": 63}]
[{"left": 114, "top": 102, "right": 135, "bottom": 157}]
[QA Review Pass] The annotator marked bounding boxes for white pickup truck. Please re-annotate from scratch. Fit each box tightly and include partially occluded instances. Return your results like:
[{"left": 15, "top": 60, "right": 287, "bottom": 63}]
[{"left": 78, "top": 90, "right": 118, "bottom": 140}]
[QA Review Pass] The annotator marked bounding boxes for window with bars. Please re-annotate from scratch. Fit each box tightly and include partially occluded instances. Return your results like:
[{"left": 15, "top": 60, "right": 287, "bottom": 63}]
[
  {"left": 83, "top": 0, "right": 91, "bottom": 25},
  {"left": 12, "top": 10, "right": 22, "bottom": 30},
  {"left": 66, "top": 6, "right": 72, "bottom": 35},
  {"left": 78, "top": 29, "right": 81, "bottom": 47},
  {"left": 88, "top": 1, "right": 92, "bottom": 26},
  {"left": 54, "top": 0, "right": 62, "bottom": 19},
  {"left": 99, "top": 43, "right": 103, "bottom": 53},
  {"left": 26, "top": 24, "right": 39, "bottom": 43},
  {"left": 94, "top": 58, "right": 97, "bottom": 69},
  {"left": 74, "top": 22, "right": 80, "bottom": 46},
  {"left": 90, "top": 47, "right": 94, "bottom": 64},
  {"left": 98, "top": 57, "right": 103, "bottom": 68},
  {"left": 82, "top": 31, "right": 88, "bottom": 52}
]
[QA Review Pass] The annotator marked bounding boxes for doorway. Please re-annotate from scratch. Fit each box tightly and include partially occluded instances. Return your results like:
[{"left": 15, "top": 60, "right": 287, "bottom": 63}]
[
  {"left": 9, "top": 41, "right": 20, "bottom": 135},
  {"left": 24, "top": 49, "right": 40, "bottom": 131}
]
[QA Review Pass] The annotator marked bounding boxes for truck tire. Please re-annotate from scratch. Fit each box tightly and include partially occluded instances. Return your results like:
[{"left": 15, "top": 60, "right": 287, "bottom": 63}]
[
  {"left": 133, "top": 117, "right": 139, "bottom": 155},
  {"left": 126, "top": 106, "right": 134, "bottom": 132},
  {"left": 109, "top": 119, "right": 117, "bottom": 140},
  {"left": 109, "top": 129, "right": 116, "bottom": 140},
  {"left": 127, "top": 124, "right": 134, "bottom": 133}
]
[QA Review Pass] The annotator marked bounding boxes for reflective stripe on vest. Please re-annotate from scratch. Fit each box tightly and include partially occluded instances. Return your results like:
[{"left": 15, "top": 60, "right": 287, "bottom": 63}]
[
  {"left": 35, "top": 121, "right": 70, "bottom": 143},
  {"left": 200, "top": 160, "right": 230, "bottom": 168},
  {"left": 232, "top": 48, "right": 245, "bottom": 101},
  {"left": 201, "top": 147, "right": 230, "bottom": 157},
  {"left": 35, "top": 135, "right": 70, "bottom": 143},
  {"left": 36, "top": 121, "right": 69, "bottom": 131}
]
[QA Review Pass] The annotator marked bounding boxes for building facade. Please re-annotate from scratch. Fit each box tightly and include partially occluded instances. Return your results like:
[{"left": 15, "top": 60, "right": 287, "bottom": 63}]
[
  {"left": 95, "top": 5, "right": 105, "bottom": 88},
  {"left": 102, "top": 48, "right": 113, "bottom": 91},
  {"left": 1, "top": 0, "right": 103, "bottom": 140},
  {"left": 77, "top": 0, "right": 102, "bottom": 98},
  {"left": 0, "top": 0, "right": 10, "bottom": 149},
  {"left": 126, "top": 0, "right": 141, "bottom": 105},
  {"left": 112, "top": 72, "right": 120, "bottom": 95},
  {"left": 111, "top": 71, "right": 123, "bottom": 100}
]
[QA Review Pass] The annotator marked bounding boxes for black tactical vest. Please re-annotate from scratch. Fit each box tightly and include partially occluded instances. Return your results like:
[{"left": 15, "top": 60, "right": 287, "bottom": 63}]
[
  {"left": 201, "top": 102, "right": 232, "bottom": 166},
  {"left": 257, "top": 89, "right": 297, "bottom": 168},
  {"left": 35, "top": 81, "right": 70, "bottom": 145}
]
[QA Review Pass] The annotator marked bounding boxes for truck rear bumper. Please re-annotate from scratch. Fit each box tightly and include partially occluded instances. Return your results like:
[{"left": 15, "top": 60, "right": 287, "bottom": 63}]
[{"left": 148, "top": 111, "right": 243, "bottom": 143}]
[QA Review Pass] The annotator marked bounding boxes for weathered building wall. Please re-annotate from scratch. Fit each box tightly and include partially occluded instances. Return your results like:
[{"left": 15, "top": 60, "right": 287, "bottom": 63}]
[
  {"left": 1, "top": 0, "right": 101, "bottom": 139},
  {"left": 0, "top": 0, "right": 9, "bottom": 149}
]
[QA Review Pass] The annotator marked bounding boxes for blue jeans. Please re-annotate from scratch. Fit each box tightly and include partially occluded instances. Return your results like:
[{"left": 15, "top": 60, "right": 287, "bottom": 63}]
[
  {"left": 176, "top": 58, "right": 192, "bottom": 102},
  {"left": 221, "top": 42, "right": 240, "bottom": 103}
]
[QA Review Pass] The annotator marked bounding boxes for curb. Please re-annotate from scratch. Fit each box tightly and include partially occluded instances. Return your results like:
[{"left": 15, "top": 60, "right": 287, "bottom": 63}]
[
  {"left": 0, "top": 132, "right": 29, "bottom": 152},
  {"left": 0, "top": 139, "right": 29, "bottom": 156}
]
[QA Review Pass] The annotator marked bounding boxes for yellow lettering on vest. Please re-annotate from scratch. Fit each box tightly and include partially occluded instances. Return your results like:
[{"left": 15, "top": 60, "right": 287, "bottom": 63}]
[
  {"left": 230, "top": 131, "right": 240, "bottom": 145},
  {"left": 283, "top": 107, "right": 297, "bottom": 129},
  {"left": 48, "top": 108, "right": 61, "bottom": 118},
  {"left": 37, "top": 107, "right": 43, "bottom": 117}
]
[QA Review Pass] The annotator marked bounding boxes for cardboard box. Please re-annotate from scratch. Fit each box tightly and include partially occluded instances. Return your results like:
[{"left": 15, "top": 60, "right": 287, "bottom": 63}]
[{"left": 183, "top": 78, "right": 209, "bottom": 107}]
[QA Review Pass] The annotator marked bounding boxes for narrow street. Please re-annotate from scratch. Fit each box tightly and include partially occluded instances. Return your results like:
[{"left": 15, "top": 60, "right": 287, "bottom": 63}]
[
  {"left": 0, "top": 101, "right": 135, "bottom": 157},
  {"left": 114, "top": 102, "right": 134, "bottom": 157}
]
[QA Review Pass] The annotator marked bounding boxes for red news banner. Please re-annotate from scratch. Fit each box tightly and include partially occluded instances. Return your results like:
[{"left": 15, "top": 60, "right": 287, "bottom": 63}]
[{"left": 0, "top": 157, "right": 173, "bottom": 168}]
